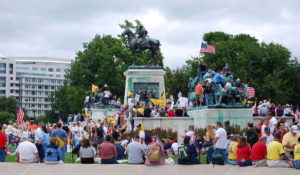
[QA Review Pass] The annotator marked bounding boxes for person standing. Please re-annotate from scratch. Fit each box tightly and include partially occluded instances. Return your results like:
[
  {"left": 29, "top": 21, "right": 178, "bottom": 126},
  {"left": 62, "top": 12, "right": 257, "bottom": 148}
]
[
  {"left": 245, "top": 122, "right": 258, "bottom": 148},
  {"left": 37, "top": 125, "right": 50, "bottom": 163},
  {"left": 195, "top": 82, "right": 203, "bottom": 107},
  {"left": 214, "top": 121, "right": 227, "bottom": 163},
  {"left": 7, "top": 121, "right": 14, "bottom": 144},
  {"left": 51, "top": 123, "right": 68, "bottom": 162},
  {"left": 0, "top": 124, "right": 8, "bottom": 162}
]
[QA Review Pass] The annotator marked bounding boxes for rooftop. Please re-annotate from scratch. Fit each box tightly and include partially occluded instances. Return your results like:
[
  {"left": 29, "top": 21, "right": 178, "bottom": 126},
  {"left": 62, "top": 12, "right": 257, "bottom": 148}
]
[{"left": 7, "top": 56, "right": 72, "bottom": 64}]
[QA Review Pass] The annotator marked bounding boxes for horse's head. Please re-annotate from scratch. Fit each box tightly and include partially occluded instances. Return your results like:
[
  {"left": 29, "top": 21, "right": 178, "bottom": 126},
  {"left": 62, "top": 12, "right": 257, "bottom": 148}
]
[{"left": 121, "top": 27, "right": 132, "bottom": 36}]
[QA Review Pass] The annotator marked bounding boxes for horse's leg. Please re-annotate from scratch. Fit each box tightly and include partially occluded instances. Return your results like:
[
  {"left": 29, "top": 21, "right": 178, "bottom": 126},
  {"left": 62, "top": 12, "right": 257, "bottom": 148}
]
[
  {"left": 156, "top": 48, "right": 159, "bottom": 66},
  {"left": 151, "top": 50, "right": 155, "bottom": 66},
  {"left": 132, "top": 50, "right": 136, "bottom": 66}
]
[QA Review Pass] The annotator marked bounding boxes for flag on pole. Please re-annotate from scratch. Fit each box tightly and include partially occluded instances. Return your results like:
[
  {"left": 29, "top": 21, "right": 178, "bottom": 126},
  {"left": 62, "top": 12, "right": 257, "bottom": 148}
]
[
  {"left": 161, "top": 91, "right": 166, "bottom": 107},
  {"left": 248, "top": 87, "right": 255, "bottom": 98},
  {"left": 85, "top": 108, "right": 89, "bottom": 118},
  {"left": 17, "top": 106, "right": 25, "bottom": 126},
  {"left": 296, "top": 105, "right": 300, "bottom": 116},
  {"left": 140, "top": 122, "right": 144, "bottom": 133},
  {"left": 92, "top": 84, "right": 99, "bottom": 92},
  {"left": 200, "top": 42, "right": 216, "bottom": 54},
  {"left": 291, "top": 104, "right": 294, "bottom": 113}
]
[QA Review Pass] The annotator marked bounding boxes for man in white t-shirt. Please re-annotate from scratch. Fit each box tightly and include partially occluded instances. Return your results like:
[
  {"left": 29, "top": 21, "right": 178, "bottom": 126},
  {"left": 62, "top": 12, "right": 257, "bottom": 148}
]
[
  {"left": 267, "top": 112, "right": 277, "bottom": 132},
  {"left": 214, "top": 121, "right": 227, "bottom": 163},
  {"left": 34, "top": 123, "right": 43, "bottom": 143},
  {"left": 103, "top": 90, "right": 111, "bottom": 105},
  {"left": 16, "top": 139, "right": 39, "bottom": 163},
  {"left": 136, "top": 124, "right": 145, "bottom": 145}
]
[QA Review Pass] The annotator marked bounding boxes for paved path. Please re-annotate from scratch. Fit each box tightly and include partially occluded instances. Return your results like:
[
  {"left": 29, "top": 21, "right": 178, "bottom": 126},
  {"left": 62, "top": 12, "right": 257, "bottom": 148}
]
[{"left": 0, "top": 163, "right": 299, "bottom": 175}]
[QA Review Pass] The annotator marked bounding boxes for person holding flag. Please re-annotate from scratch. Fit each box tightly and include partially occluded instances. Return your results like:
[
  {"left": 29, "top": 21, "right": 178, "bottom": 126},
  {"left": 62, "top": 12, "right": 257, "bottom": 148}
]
[{"left": 51, "top": 123, "right": 68, "bottom": 162}]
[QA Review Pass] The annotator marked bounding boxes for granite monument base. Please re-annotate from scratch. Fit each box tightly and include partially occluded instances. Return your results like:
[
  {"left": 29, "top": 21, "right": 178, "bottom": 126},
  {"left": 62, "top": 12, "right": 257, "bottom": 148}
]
[
  {"left": 123, "top": 67, "right": 166, "bottom": 105},
  {"left": 91, "top": 108, "right": 120, "bottom": 121},
  {"left": 132, "top": 108, "right": 253, "bottom": 131}
]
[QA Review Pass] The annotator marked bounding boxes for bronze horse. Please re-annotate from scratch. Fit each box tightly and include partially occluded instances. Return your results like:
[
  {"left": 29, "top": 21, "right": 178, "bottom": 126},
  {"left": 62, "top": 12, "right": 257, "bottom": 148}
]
[{"left": 122, "top": 27, "right": 160, "bottom": 66}]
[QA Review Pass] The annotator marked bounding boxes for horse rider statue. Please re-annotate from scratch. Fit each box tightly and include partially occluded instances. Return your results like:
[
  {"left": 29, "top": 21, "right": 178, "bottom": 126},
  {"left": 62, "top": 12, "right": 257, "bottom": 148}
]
[{"left": 136, "top": 25, "right": 148, "bottom": 51}]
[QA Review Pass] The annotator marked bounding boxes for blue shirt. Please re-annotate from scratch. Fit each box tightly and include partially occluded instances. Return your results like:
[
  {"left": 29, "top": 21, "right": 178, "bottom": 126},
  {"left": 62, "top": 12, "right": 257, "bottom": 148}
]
[
  {"left": 45, "top": 144, "right": 62, "bottom": 162},
  {"left": 215, "top": 73, "right": 223, "bottom": 83},
  {"left": 38, "top": 132, "right": 50, "bottom": 145},
  {"left": 51, "top": 129, "right": 68, "bottom": 142}
]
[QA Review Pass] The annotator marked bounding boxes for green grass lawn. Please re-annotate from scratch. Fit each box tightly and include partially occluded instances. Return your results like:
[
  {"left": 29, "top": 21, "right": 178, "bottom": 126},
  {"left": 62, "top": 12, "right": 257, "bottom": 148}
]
[{"left": 6, "top": 153, "right": 207, "bottom": 164}]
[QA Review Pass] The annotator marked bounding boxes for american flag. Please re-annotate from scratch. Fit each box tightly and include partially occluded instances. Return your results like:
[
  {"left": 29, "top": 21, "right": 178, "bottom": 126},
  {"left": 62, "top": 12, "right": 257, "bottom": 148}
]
[
  {"left": 248, "top": 87, "right": 255, "bottom": 98},
  {"left": 200, "top": 42, "right": 216, "bottom": 54},
  {"left": 58, "top": 114, "right": 63, "bottom": 126},
  {"left": 17, "top": 106, "right": 24, "bottom": 125}
]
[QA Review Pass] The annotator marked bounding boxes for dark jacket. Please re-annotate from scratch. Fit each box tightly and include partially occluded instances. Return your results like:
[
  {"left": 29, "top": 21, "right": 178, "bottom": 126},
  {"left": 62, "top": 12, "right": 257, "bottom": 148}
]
[{"left": 178, "top": 144, "right": 200, "bottom": 165}]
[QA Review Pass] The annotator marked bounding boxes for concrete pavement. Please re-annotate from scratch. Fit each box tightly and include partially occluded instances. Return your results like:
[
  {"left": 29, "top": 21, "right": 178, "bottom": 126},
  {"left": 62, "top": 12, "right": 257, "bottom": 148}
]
[{"left": 0, "top": 163, "right": 299, "bottom": 175}]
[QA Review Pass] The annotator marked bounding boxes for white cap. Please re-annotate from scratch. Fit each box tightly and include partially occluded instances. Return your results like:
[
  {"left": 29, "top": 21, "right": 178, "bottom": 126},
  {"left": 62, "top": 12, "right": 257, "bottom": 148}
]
[{"left": 291, "top": 125, "right": 299, "bottom": 133}]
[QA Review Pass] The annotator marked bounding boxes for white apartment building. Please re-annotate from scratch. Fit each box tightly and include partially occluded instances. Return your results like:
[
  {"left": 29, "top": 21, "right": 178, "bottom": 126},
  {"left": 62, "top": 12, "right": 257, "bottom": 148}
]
[{"left": 0, "top": 55, "right": 71, "bottom": 119}]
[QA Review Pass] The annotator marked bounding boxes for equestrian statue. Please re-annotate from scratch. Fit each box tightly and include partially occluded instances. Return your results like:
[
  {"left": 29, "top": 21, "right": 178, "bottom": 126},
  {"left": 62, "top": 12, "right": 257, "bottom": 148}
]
[{"left": 122, "top": 25, "right": 161, "bottom": 66}]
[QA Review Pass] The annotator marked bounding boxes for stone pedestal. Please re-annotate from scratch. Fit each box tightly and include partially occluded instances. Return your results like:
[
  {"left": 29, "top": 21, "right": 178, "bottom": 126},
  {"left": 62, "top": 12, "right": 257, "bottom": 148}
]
[
  {"left": 91, "top": 108, "right": 120, "bottom": 121},
  {"left": 123, "top": 68, "right": 166, "bottom": 105}
]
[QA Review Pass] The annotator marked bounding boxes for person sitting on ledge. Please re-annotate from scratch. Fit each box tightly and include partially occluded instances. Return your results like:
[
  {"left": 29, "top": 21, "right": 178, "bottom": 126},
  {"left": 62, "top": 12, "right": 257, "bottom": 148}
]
[
  {"left": 178, "top": 136, "right": 200, "bottom": 165},
  {"left": 99, "top": 135, "right": 118, "bottom": 164}
]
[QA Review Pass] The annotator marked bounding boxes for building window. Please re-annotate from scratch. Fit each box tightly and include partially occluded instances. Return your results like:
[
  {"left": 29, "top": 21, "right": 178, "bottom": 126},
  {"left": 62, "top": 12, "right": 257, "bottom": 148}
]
[
  {"left": 32, "top": 67, "right": 38, "bottom": 71},
  {"left": 0, "top": 83, "right": 5, "bottom": 87},
  {"left": 31, "top": 78, "right": 36, "bottom": 82},
  {"left": 41, "top": 68, "right": 46, "bottom": 71},
  {"left": 10, "top": 77, "right": 13, "bottom": 80},
  {"left": 0, "top": 90, "right": 5, "bottom": 94},
  {"left": 0, "top": 63, "right": 6, "bottom": 73},
  {"left": 64, "top": 69, "right": 67, "bottom": 73},
  {"left": 56, "top": 68, "right": 61, "bottom": 72},
  {"left": 25, "top": 84, "right": 29, "bottom": 88},
  {"left": 9, "top": 64, "right": 13, "bottom": 74},
  {"left": 48, "top": 68, "right": 53, "bottom": 72},
  {"left": 25, "top": 78, "right": 30, "bottom": 82},
  {"left": 56, "top": 74, "right": 61, "bottom": 78},
  {"left": 0, "top": 77, "right": 5, "bottom": 81},
  {"left": 10, "top": 90, "right": 13, "bottom": 93}
]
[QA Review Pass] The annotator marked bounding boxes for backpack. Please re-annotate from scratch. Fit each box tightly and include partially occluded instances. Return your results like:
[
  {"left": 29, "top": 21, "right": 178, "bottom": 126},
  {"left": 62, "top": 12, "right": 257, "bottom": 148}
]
[
  {"left": 148, "top": 143, "right": 161, "bottom": 163},
  {"left": 178, "top": 145, "right": 189, "bottom": 161},
  {"left": 212, "top": 154, "right": 224, "bottom": 165},
  {"left": 144, "top": 132, "right": 152, "bottom": 144}
]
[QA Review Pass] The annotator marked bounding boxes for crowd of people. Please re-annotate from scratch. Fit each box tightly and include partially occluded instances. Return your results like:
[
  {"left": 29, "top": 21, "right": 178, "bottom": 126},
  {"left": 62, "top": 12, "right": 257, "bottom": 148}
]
[{"left": 0, "top": 110, "right": 300, "bottom": 170}]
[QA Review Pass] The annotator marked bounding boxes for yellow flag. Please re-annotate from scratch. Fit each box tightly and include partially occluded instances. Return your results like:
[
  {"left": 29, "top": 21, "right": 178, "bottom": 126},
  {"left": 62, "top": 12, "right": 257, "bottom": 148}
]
[
  {"left": 56, "top": 136, "right": 65, "bottom": 149},
  {"left": 128, "top": 91, "right": 133, "bottom": 97},
  {"left": 85, "top": 108, "right": 89, "bottom": 118},
  {"left": 140, "top": 122, "right": 144, "bottom": 133},
  {"left": 92, "top": 84, "right": 99, "bottom": 92},
  {"left": 138, "top": 107, "right": 144, "bottom": 115},
  {"left": 161, "top": 91, "right": 166, "bottom": 107},
  {"left": 150, "top": 98, "right": 162, "bottom": 106}
]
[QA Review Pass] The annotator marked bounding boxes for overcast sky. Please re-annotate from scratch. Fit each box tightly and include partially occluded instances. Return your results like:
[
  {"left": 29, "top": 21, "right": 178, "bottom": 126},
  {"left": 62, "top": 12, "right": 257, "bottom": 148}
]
[{"left": 0, "top": 0, "right": 299, "bottom": 68}]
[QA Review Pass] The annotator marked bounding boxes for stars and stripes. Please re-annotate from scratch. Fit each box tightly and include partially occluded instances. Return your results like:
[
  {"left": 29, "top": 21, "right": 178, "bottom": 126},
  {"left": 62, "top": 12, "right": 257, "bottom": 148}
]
[
  {"left": 17, "top": 106, "right": 24, "bottom": 126},
  {"left": 58, "top": 113, "right": 63, "bottom": 125},
  {"left": 200, "top": 42, "right": 216, "bottom": 54},
  {"left": 248, "top": 87, "right": 255, "bottom": 98}
]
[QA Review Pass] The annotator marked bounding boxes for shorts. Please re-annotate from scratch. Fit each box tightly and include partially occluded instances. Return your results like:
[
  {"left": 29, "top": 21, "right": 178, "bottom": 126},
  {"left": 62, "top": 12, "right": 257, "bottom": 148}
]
[
  {"left": 267, "top": 160, "right": 290, "bottom": 167},
  {"left": 195, "top": 94, "right": 202, "bottom": 100}
]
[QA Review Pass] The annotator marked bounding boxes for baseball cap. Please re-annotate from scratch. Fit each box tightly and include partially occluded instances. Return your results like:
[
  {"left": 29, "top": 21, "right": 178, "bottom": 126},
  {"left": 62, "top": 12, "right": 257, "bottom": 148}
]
[
  {"left": 264, "top": 127, "right": 270, "bottom": 133},
  {"left": 291, "top": 125, "right": 299, "bottom": 133},
  {"left": 274, "top": 133, "right": 281, "bottom": 139}
]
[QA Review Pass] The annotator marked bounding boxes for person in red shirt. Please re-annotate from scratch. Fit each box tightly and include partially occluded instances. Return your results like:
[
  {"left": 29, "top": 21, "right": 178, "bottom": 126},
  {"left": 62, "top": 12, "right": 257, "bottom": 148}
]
[
  {"left": 195, "top": 82, "right": 203, "bottom": 107},
  {"left": 237, "top": 137, "right": 252, "bottom": 167},
  {"left": 273, "top": 122, "right": 288, "bottom": 143},
  {"left": 251, "top": 136, "right": 267, "bottom": 167},
  {"left": 99, "top": 135, "right": 118, "bottom": 164},
  {"left": 0, "top": 124, "right": 8, "bottom": 162}
]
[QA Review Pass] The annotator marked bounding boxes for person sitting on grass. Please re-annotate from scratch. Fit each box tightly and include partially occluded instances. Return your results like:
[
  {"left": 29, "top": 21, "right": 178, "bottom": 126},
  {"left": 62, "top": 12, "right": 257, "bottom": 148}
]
[
  {"left": 7, "top": 139, "right": 17, "bottom": 156},
  {"left": 45, "top": 137, "right": 62, "bottom": 164},
  {"left": 80, "top": 138, "right": 95, "bottom": 164},
  {"left": 99, "top": 135, "right": 118, "bottom": 164},
  {"left": 178, "top": 136, "right": 200, "bottom": 165},
  {"left": 237, "top": 137, "right": 252, "bottom": 167}
]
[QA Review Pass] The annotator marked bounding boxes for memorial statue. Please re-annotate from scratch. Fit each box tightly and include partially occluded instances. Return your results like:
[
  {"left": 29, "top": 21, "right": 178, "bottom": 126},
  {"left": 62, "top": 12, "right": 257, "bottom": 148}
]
[{"left": 121, "top": 26, "right": 161, "bottom": 66}]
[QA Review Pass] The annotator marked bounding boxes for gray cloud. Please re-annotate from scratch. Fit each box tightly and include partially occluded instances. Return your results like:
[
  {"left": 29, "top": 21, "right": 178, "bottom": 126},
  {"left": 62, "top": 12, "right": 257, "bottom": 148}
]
[{"left": 0, "top": 0, "right": 299, "bottom": 68}]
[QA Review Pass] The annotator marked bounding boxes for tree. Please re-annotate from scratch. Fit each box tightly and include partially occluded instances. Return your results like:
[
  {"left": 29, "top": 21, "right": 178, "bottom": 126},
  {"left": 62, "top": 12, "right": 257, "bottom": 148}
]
[{"left": 0, "top": 111, "right": 15, "bottom": 124}]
